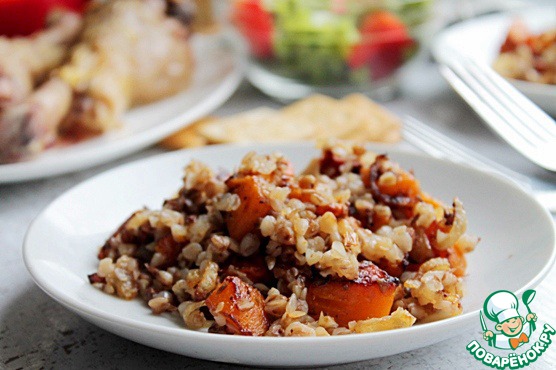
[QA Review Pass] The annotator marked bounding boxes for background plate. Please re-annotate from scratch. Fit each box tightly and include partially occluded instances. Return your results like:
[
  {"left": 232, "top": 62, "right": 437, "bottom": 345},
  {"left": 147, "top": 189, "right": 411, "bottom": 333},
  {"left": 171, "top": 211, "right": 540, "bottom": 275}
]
[
  {"left": 0, "top": 33, "right": 245, "bottom": 183},
  {"left": 432, "top": 6, "right": 556, "bottom": 115}
]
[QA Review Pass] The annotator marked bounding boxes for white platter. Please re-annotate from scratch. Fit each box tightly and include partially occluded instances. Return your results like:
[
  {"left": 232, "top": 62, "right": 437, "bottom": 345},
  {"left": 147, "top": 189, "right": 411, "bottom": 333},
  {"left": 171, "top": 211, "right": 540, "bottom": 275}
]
[
  {"left": 0, "top": 33, "right": 245, "bottom": 183},
  {"left": 432, "top": 6, "right": 556, "bottom": 115},
  {"left": 23, "top": 142, "right": 556, "bottom": 366}
]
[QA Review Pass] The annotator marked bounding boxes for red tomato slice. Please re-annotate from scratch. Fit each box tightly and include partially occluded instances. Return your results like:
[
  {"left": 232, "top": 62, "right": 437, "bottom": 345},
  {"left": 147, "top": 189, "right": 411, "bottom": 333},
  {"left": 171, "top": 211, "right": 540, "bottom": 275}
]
[
  {"left": 231, "top": 0, "right": 274, "bottom": 59},
  {"left": 348, "top": 43, "right": 378, "bottom": 69},
  {"left": 360, "top": 10, "right": 409, "bottom": 36},
  {"left": 0, "top": 0, "right": 86, "bottom": 37},
  {"left": 367, "top": 39, "right": 414, "bottom": 80},
  {"left": 348, "top": 10, "right": 414, "bottom": 78}
]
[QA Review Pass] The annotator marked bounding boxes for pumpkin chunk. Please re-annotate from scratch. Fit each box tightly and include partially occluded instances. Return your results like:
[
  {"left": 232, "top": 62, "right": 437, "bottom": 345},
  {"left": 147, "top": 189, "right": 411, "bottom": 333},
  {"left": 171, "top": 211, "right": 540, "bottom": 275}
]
[
  {"left": 205, "top": 276, "right": 269, "bottom": 336},
  {"left": 225, "top": 175, "right": 271, "bottom": 241},
  {"left": 307, "top": 262, "right": 399, "bottom": 327}
]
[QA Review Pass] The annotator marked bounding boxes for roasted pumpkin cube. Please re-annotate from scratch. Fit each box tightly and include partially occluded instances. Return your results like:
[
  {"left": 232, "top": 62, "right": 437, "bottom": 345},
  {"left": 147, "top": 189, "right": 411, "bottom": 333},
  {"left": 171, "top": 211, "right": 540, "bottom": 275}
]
[
  {"left": 306, "top": 262, "right": 399, "bottom": 327},
  {"left": 225, "top": 175, "right": 272, "bottom": 241},
  {"left": 205, "top": 276, "right": 269, "bottom": 336}
]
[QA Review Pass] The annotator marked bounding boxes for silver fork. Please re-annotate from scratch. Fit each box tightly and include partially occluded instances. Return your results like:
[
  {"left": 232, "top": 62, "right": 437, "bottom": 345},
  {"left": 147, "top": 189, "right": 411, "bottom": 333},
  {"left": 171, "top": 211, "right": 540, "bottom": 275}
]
[
  {"left": 403, "top": 116, "right": 556, "bottom": 213},
  {"left": 438, "top": 53, "right": 556, "bottom": 171}
]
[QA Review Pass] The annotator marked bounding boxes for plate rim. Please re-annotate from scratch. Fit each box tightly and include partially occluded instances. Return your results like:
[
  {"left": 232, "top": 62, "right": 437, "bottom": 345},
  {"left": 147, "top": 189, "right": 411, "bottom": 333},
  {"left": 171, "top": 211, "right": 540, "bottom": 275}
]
[{"left": 22, "top": 142, "right": 556, "bottom": 348}]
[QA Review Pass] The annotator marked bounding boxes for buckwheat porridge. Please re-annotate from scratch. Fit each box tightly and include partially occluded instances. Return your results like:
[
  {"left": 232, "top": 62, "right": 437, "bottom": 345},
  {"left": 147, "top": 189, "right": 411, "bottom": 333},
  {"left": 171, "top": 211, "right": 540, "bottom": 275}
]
[{"left": 89, "top": 140, "right": 479, "bottom": 336}]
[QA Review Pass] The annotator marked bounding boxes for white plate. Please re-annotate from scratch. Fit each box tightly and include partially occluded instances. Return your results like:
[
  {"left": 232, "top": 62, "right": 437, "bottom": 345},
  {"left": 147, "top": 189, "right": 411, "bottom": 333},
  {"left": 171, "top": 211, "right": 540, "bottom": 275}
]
[
  {"left": 23, "top": 143, "right": 556, "bottom": 367},
  {"left": 0, "top": 33, "right": 245, "bottom": 183},
  {"left": 432, "top": 6, "right": 556, "bottom": 115}
]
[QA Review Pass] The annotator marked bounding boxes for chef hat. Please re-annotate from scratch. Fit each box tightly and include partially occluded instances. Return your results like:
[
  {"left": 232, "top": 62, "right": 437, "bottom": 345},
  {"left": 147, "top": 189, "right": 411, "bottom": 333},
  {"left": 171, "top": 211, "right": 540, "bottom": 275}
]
[{"left": 484, "top": 291, "right": 520, "bottom": 323}]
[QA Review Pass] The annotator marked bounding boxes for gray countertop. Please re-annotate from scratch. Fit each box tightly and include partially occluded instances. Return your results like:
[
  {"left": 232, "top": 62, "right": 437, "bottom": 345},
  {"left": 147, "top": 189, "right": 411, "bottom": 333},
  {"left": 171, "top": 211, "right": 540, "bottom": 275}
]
[{"left": 1, "top": 54, "right": 556, "bottom": 369}]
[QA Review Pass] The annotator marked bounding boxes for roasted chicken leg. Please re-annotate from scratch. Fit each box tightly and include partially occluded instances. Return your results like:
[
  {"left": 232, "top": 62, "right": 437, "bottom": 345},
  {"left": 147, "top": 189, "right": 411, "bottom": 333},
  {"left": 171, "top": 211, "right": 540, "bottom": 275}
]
[
  {"left": 0, "top": 78, "right": 72, "bottom": 162},
  {"left": 0, "top": 0, "right": 195, "bottom": 163},
  {"left": 0, "top": 11, "right": 82, "bottom": 108},
  {"left": 58, "top": 0, "right": 194, "bottom": 133}
]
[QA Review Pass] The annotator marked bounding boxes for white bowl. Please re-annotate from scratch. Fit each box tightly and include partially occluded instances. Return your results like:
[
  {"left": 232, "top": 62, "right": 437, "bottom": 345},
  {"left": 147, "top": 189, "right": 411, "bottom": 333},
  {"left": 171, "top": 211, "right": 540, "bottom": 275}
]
[{"left": 23, "top": 142, "right": 556, "bottom": 366}]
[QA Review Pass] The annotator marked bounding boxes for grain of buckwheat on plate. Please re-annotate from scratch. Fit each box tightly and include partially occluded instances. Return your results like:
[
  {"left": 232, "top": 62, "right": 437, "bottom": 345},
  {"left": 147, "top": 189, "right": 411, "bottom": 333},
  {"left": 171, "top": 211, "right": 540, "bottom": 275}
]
[{"left": 89, "top": 140, "right": 479, "bottom": 336}]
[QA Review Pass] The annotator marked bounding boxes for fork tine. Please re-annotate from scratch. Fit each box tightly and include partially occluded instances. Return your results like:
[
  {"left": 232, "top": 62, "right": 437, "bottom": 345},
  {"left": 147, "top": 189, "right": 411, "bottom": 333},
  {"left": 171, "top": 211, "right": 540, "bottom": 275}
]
[
  {"left": 404, "top": 117, "right": 556, "bottom": 213},
  {"left": 445, "top": 60, "right": 543, "bottom": 146},
  {"left": 403, "top": 120, "right": 470, "bottom": 163},
  {"left": 439, "top": 64, "right": 556, "bottom": 171},
  {"left": 466, "top": 58, "right": 556, "bottom": 139},
  {"left": 464, "top": 58, "right": 556, "bottom": 140},
  {"left": 439, "top": 64, "right": 537, "bottom": 148},
  {"left": 403, "top": 116, "right": 532, "bottom": 187}
]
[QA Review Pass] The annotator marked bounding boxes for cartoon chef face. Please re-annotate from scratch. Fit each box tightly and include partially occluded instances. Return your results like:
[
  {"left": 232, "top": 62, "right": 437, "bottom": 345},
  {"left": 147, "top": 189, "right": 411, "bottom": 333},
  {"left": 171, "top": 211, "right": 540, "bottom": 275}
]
[
  {"left": 484, "top": 290, "right": 524, "bottom": 338},
  {"left": 496, "top": 316, "right": 524, "bottom": 337}
]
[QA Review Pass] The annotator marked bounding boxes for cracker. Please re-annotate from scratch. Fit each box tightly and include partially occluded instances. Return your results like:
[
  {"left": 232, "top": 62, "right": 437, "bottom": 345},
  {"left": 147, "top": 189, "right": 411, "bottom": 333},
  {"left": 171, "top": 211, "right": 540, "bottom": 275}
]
[
  {"left": 197, "top": 107, "right": 317, "bottom": 143},
  {"left": 281, "top": 94, "right": 361, "bottom": 139},
  {"left": 159, "top": 117, "right": 212, "bottom": 149},
  {"left": 281, "top": 93, "right": 401, "bottom": 143},
  {"left": 161, "top": 94, "right": 402, "bottom": 148},
  {"left": 339, "top": 94, "right": 401, "bottom": 143}
]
